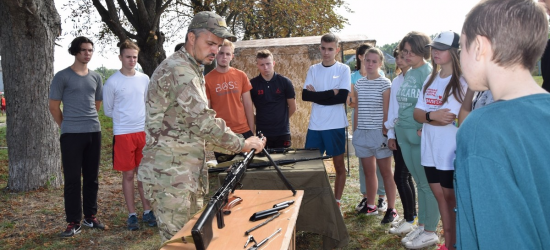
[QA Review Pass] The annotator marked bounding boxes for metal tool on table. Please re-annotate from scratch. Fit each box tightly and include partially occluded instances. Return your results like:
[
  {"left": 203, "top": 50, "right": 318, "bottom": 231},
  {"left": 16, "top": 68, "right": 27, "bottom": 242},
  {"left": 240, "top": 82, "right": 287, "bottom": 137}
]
[
  {"left": 244, "top": 235, "right": 257, "bottom": 248},
  {"left": 249, "top": 203, "right": 291, "bottom": 221},
  {"left": 245, "top": 212, "right": 280, "bottom": 235},
  {"left": 247, "top": 228, "right": 282, "bottom": 250}
]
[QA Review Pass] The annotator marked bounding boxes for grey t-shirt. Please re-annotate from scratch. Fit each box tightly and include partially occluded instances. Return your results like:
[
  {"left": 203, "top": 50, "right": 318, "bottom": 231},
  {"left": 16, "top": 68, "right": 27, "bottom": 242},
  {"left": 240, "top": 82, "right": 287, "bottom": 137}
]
[{"left": 49, "top": 67, "right": 103, "bottom": 134}]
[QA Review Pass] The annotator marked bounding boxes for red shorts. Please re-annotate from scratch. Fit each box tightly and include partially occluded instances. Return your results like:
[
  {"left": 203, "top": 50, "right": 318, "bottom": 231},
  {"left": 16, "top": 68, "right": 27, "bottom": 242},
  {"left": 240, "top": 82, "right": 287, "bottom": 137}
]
[
  {"left": 1, "top": 105, "right": 5, "bottom": 111},
  {"left": 112, "top": 132, "right": 146, "bottom": 172}
]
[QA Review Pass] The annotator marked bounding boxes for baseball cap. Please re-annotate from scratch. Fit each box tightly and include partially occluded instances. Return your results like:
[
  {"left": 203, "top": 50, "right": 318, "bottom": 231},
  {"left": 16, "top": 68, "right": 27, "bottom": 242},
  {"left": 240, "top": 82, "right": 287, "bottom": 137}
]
[
  {"left": 188, "top": 11, "right": 237, "bottom": 42},
  {"left": 426, "top": 31, "right": 459, "bottom": 50}
]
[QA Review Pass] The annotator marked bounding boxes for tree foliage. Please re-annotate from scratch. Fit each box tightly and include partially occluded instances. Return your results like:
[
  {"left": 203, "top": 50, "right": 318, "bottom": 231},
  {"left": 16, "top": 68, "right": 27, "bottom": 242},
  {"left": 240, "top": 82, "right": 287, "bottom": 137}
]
[
  {"left": 64, "top": 0, "right": 349, "bottom": 76},
  {"left": 380, "top": 41, "right": 400, "bottom": 57},
  {"left": 95, "top": 66, "right": 118, "bottom": 82}
]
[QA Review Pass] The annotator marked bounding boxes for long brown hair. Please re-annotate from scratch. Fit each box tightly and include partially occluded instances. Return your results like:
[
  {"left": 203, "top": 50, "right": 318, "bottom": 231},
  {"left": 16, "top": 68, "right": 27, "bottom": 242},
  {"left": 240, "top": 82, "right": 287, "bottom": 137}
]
[
  {"left": 393, "top": 47, "right": 401, "bottom": 76},
  {"left": 423, "top": 48, "right": 464, "bottom": 104},
  {"left": 355, "top": 43, "right": 372, "bottom": 70}
]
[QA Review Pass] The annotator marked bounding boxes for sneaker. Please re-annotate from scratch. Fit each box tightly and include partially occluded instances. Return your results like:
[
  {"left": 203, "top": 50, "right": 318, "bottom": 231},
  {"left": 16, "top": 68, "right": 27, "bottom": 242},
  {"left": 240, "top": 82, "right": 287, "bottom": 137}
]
[
  {"left": 59, "top": 222, "right": 81, "bottom": 237},
  {"left": 404, "top": 231, "right": 439, "bottom": 249},
  {"left": 143, "top": 211, "right": 157, "bottom": 227},
  {"left": 358, "top": 205, "right": 378, "bottom": 215},
  {"left": 381, "top": 209, "right": 399, "bottom": 224},
  {"left": 377, "top": 197, "right": 387, "bottom": 212},
  {"left": 401, "top": 226, "right": 424, "bottom": 244},
  {"left": 389, "top": 220, "right": 415, "bottom": 235},
  {"left": 82, "top": 215, "right": 105, "bottom": 230},
  {"left": 391, "top": 218, "right": 403, "bottom": 228},
  {"left": 355, "top": 197, "right": 367, "bottom": 212},
  {"left": 127, "top": 214, "right": 139, "bottom": 231}
]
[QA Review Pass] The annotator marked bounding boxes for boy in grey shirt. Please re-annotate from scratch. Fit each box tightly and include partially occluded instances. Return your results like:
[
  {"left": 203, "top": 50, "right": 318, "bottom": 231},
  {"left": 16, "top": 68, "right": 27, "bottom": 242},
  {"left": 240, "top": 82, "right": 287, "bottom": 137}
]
[{"left": 49, "top": 36, "right": 105, "bottom": 237}]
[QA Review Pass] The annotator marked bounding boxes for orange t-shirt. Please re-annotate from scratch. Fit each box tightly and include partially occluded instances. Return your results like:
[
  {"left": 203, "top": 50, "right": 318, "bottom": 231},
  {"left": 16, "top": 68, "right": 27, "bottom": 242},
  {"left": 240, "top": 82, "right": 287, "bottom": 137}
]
[
  {"left": 205, "top": 68, "right": 252, "bottom": 134},
  {"left": 1, "top": 97, "right": 5, "bottom": 106}
]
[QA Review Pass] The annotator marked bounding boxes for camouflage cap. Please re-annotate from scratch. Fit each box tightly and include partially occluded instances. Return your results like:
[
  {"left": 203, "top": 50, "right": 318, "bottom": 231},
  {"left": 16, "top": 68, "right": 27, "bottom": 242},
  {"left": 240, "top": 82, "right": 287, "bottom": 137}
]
[{"left": 188, "top": 11, "right": 237, "bottom": 42}]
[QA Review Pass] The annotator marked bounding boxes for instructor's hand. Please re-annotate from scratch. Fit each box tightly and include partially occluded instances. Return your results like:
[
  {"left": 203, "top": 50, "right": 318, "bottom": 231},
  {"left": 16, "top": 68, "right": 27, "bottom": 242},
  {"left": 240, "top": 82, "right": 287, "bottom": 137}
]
[{"left": 242, "top": 136, "right": 266, "bottom": 154}]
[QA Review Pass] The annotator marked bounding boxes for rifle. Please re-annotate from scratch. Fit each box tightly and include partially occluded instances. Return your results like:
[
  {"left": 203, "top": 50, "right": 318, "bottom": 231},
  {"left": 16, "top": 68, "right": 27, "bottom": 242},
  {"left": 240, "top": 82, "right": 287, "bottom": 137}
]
[
  {"left": 191, "top": 149, "right": 256, "bottom": 250},
  {"left": 264, "top": 147, "right": 319, "bottom": 154},
  {"left": 191, "top": 136, "right": 298, "bottom": 250},
  {"left": 208, "top": 155, "right": 333, "bottom": 173}
]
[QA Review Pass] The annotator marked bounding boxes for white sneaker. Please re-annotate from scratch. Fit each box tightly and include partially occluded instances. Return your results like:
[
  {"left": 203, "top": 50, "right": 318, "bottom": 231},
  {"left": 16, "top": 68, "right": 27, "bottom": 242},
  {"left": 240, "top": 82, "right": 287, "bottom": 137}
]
[
  {"left": 404, "top": 231, "right": 439, "bottom": 249},
  {"left": 389, "top": 220, "right": 415, "bottom": 235},
  {"left": 401, "top": 226, "right": 424, "bottom": 244},
  {"left": 391, "top": 218, "right": 403, "bottom": 228},
  {"left": 377, "top": 197, "right": 388, "bottom": 212}
]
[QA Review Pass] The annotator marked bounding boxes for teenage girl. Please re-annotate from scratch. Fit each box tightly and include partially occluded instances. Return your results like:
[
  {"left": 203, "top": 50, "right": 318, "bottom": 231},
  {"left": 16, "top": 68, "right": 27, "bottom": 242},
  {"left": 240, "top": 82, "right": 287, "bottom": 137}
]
[
  {"left": 413, "top": 31, "right": 466, "bottom": 250},
  {"left": 387, "top": 47, "right": 417, "bottom": 234},
  {"left": 394, "top": 31, "right": 441, "bottom": 249},
  {"left": 352, "top": 48, "right": 397, "bottom": 224},
  {"left": 349, "top": 44, "right": 387, "bottom": 213}
]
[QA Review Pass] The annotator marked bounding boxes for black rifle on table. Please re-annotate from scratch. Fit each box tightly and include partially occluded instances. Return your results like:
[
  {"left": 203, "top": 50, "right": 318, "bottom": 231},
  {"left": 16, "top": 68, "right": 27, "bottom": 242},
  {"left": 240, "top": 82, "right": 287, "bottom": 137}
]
[
  {"left": 191, "top": 134, "right": 297, "bottom": 250},
  {"left": 264, "top": 147, "right": 319, "bottom": 154},
  {"left": 191, "top": 147, "right": 256, "bottom": 250},
  {"left": 208, "top": 155, "right": 333, "bottom": 173}
]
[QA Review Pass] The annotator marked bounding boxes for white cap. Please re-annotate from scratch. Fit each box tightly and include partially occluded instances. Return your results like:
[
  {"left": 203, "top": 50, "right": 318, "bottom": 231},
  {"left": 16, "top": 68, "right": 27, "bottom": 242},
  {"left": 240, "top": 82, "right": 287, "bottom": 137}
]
[{"left": 426, "top": 31, "right": 460, "bottom": 50}]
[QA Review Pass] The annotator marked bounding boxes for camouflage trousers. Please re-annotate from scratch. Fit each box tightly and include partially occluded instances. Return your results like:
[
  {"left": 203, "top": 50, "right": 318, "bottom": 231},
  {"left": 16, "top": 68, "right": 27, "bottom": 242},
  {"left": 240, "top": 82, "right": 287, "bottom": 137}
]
[{"left": 143, "top": 183, "right": 204, "bottom": 242}]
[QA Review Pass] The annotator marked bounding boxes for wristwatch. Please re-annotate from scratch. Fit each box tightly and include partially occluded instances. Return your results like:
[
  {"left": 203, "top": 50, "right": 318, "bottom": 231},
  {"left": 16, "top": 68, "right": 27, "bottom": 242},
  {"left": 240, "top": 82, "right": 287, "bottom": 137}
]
[{"left": 426, "top": 112, "right": 433, "bottom": 122}]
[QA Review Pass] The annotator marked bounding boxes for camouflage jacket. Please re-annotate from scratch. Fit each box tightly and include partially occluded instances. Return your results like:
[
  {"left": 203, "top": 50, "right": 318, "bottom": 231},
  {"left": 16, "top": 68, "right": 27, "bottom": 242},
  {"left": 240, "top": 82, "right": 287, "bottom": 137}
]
[{"left": 138, "top": 48, "right": 244, "bottom": 193}]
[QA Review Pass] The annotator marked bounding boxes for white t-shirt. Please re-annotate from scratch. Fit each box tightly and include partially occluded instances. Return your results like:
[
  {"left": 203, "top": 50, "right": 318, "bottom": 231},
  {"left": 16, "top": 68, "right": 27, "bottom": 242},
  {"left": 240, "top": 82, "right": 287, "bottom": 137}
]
[
  {"left": 415, "top": 73, "right": 467, "bottom": 170},
  {"left": 355, "top": 76, "right": 391, "bottom": 130},
  {"left": 385, "top": 74, "right": 404, "bottom": 139},
  {"left": 103, "top": 70, "right": 150, "bottom": 135},
  {"left": 304, "top": 62, "right": 351, "bottom": 130}
]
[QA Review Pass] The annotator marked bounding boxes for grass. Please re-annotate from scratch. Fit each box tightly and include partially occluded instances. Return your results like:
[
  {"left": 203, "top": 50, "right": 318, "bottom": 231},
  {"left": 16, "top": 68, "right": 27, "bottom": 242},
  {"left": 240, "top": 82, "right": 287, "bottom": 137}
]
[
  {"left": 0, "top": 107, "right": 440, "bottom": 250},
  {"left": 534, "top": 75, "right": 543, "bottom": 86}
]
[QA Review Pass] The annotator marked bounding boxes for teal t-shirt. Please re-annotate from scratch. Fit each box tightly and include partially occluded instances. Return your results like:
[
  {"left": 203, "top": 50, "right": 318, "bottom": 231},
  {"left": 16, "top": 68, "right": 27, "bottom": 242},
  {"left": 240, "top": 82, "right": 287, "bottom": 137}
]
[
  {"left": 455, "top": 94, "right": 550, "bottom": 250},
  {"left": 395, "top": 63, "right": 432, "bottom": 129}
]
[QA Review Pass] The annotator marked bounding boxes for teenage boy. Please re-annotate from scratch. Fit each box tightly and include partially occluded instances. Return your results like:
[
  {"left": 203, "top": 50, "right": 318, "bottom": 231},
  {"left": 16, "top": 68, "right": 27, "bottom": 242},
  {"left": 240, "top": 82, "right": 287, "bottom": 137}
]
[
  {"left": 49, "top": 37, "right": 105, "bottom": 237},
  {"left": 302, "top": 33, "right": 351, "bottom": 207},
  {"left": 205, "top": 39, "right": 255, "bottom": 162},
  {"left": 103, "top": 40, "right": 156, "bottom": 231},
  {"left": 250, "top": 49, "right": 296, "bottom": 148},
  {"left": 455, "top": 0, "right": 550, "bottom": 249}
]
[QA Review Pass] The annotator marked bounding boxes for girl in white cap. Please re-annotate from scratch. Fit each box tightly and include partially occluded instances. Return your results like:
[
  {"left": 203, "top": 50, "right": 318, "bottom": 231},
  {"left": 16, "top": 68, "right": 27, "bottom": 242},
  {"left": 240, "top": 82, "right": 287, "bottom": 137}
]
[{"left": 412, "top": 30, "right": 466, "bottom": 250}]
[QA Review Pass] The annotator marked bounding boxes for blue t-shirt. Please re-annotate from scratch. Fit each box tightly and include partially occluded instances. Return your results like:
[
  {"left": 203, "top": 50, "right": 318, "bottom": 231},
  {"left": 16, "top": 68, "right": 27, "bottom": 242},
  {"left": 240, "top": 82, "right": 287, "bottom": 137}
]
[
  {"left": 250, "top": 73, "right": 295, "bottom": 136},
  {"left": 455, "top": 93, "right": 550, "bottom": 250},
  {"left": 49, "top": 67, "right": 103, "bottom": 134}
]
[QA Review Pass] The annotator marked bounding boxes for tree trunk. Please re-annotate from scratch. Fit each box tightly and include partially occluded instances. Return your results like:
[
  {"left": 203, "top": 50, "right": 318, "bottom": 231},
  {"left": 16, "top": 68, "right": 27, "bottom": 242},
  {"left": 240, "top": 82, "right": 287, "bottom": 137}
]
[
  {"left": 136, "top": 31, "right": 166, "bottom": 77},
  {"left": 0, "top": 0, "right": 63, "bottom": 191}
]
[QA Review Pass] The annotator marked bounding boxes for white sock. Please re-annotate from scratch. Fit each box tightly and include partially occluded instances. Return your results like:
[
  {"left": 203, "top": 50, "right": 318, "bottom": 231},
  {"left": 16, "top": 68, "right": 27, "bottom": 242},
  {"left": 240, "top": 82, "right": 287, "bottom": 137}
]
[
  {"left": 144, "top": 210, "right": 151, "bottom": 215},
  {"left": 129, "top": 213, "right": 137, "bottom": 218},
  {"left": 335, "top": 199, "right": 341, "bottom": 203}
]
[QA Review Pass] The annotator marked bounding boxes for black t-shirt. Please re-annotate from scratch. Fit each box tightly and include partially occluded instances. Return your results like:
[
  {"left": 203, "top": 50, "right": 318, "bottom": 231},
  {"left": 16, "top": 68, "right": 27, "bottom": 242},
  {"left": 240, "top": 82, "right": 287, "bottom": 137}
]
[
  {"left": 542, "top": 39, "right": 550, "bottom": 92},
  {"left": 250, "top": 72, "right": 296, "bottom": 136}
]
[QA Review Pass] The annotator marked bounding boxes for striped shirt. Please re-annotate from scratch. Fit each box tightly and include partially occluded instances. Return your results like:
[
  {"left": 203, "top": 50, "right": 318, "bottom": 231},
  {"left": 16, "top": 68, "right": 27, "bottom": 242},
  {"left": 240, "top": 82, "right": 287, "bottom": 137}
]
[{"left": 355, "top": 76, "right": 391, "bottom": 129}]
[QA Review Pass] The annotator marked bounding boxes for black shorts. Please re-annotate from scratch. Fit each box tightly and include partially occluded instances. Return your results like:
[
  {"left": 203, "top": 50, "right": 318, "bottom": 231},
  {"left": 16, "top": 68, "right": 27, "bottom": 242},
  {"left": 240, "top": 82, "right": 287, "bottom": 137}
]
[
  {"left": 266, "top": 134, "right": 291, "bottom": 149},
  {"left": 424, "top": 166, "right": 454, "bottom": 189}
]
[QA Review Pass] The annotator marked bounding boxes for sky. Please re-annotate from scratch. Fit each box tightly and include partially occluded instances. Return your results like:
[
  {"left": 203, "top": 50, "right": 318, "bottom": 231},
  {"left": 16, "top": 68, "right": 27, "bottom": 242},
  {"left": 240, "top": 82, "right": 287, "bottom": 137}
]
[{"left": 51, "top": 0, "right": 483, "bottom": 73}]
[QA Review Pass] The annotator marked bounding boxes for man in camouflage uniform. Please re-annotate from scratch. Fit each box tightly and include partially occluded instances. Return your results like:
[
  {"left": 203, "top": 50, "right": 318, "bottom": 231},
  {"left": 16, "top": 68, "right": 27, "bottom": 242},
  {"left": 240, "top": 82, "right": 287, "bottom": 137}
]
[{"left": 137, "top": 11, "right": 266, "bottom": 242}]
